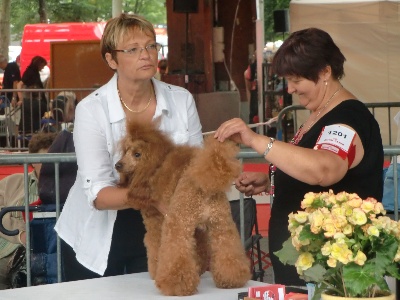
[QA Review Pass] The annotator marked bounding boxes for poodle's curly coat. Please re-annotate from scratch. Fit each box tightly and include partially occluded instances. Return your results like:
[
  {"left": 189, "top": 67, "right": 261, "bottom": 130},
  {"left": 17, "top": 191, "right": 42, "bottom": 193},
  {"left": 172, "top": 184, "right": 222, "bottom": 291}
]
[{"left": 116, "top": 121, "right": 251, "bottom": 296}]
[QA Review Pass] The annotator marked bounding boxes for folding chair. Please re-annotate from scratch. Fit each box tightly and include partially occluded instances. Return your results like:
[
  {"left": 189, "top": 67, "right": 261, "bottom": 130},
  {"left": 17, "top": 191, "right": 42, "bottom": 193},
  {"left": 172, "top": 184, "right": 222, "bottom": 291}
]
[{"left": 229, "top": 197, "right": 267, "bottom": 281}]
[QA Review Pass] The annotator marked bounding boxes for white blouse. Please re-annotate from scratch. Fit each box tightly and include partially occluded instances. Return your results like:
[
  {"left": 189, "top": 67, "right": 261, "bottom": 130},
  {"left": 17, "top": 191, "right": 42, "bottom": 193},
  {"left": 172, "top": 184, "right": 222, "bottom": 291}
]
[{"left": 55, "top": 74, "right": 203, "bottom": 275}]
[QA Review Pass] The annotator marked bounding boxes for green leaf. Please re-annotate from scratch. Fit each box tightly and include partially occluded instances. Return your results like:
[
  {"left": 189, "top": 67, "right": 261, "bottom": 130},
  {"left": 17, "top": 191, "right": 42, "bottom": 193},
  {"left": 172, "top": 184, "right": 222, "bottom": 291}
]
[
  {"left": 375, "top": 235, "right": 399, "bottom": 268},
  {"left": 300, "top": 224, "right": 324, "bottom": 241},
  {"left": 343, "top": 263, "right": 380, "bottom": 297},
  {"left": 311, "top": 198, "right": 325, "bottom": 208},
  {"left": 301, "top": 263, "right": 326, "bottom": 283},
  {"left": 313, "top": 283, "right": 327, "bottom": 300},
  {"left": 274, "top": 238, "right": 299, "bottom": 265},
  {"left": 386, "top": 263, "right": 400, "bottom": 280}
]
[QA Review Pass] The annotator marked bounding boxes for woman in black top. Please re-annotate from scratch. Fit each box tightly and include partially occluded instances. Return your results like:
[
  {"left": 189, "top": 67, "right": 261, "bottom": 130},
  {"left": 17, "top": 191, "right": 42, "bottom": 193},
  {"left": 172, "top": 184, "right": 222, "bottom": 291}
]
[
  {"left": 214, "top": 28, "right": 383, "bottom": 286},
  {"left": 17, "top": 56, "right": 48, "bottom": 134}
]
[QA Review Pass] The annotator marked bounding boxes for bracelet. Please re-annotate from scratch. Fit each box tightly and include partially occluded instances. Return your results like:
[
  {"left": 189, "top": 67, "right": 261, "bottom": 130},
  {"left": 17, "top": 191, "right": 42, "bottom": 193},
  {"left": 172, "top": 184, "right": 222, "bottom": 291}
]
[{"left": 263, "top": 137, "right": 275, "bottom": 157}]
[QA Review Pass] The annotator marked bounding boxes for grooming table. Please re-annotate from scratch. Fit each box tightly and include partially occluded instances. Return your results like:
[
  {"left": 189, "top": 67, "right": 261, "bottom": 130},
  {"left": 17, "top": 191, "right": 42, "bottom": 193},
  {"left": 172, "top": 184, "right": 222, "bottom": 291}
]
[{"left": 0, "top": 271, "right": 267, "bottom": 299}]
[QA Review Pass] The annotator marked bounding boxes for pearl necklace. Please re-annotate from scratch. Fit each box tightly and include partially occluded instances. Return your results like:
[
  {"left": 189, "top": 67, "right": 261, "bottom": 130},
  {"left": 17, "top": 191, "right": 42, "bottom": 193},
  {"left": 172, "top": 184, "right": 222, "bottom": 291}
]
[
  {"left": 292, "top": 85, "right": 343, "bottom": 145},
  {"left": 117, "top": 88, "right": 152, "bottom": 113}
]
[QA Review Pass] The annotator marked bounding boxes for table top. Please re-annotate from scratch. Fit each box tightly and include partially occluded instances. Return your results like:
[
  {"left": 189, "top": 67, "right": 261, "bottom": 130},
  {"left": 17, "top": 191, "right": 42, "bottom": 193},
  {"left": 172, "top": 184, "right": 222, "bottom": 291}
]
[{"left": 0, "top": 271, "right": 267, "bottom": 300}]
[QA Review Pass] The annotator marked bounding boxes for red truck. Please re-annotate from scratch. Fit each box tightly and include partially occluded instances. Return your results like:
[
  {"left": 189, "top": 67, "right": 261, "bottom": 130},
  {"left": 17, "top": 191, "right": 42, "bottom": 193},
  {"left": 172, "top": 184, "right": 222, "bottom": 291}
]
[{"left": 20, "top": 22, "right": 106, "bottom": 76}]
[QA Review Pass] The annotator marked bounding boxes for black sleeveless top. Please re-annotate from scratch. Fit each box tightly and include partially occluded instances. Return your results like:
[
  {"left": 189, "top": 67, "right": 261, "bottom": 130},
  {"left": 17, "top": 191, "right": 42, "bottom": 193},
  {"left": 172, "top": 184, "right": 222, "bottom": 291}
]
[{"left": 269, "top": 100, "right": 383, "bottom": 285}]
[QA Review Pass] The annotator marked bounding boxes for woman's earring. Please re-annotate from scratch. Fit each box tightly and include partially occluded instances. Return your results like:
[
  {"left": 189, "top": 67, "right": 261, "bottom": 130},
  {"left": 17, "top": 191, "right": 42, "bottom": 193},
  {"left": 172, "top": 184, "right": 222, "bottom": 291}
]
[{"left": 324, "top": 81, "right": 327, "bottom": 86}]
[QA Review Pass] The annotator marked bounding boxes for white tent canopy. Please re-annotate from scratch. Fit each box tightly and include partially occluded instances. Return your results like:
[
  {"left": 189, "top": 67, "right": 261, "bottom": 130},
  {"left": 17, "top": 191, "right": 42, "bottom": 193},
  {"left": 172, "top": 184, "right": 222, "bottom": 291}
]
[
  {"left": 289, "top": 0, "right": 400, "bottom": 144},
  {"left": 290, "top": 0, "right": 400, "bottom": 104}
]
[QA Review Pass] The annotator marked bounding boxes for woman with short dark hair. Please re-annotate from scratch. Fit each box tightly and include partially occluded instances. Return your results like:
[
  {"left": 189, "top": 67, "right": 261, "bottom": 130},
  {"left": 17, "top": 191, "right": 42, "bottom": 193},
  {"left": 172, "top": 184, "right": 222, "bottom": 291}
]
[{"left": 214, "top": 27, "right": 383, "bottom": 286}]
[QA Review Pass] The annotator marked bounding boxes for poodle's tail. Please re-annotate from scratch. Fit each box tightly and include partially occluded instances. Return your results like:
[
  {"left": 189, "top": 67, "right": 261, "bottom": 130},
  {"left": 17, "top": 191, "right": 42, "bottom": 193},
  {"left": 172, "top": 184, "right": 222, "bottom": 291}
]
[{"left": 187, "top": 136, "right": 241, "bottom": 194}]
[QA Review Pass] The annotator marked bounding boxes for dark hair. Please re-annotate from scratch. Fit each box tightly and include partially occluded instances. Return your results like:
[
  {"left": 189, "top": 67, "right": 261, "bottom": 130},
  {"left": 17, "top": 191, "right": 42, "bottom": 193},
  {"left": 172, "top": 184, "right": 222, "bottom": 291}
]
[
  {"left": 272, "top": 28, "right": 346, "bottom": 83},
  {"left": 29, "top": 56, "right": 47, "bottom": 70},
  {"left": 28, "top": 132, "right": 57, "bottom": 154}
]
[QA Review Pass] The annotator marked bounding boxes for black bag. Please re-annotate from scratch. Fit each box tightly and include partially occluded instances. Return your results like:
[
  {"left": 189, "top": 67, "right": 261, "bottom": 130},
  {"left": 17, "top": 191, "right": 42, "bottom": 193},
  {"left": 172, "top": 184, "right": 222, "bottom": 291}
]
[{"left": 7, "top": 246, "right": 27, "bottom": 288}]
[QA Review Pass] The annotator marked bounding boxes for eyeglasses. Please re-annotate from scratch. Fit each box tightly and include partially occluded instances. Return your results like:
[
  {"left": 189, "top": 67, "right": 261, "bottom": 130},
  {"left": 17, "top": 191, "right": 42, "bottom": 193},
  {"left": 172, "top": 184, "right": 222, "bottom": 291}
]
[{"left": 113, "top": 43, "right": 162, "bottom": 56}]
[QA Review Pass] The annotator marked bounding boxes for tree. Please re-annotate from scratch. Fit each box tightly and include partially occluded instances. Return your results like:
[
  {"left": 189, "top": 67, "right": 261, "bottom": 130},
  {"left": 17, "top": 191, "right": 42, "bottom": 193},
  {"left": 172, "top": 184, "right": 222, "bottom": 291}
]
[
  {"left": 38, "top": 0, "right": 47, "bottom": 23},
  {"left": 0, "top": 0, "right": 11, "bottom": 60},
  {"left": 264, "top": 0, "right": 290, "bottom": 42},
  {"left": 9, "top": 0, "right": 167, "bottom": 41}
]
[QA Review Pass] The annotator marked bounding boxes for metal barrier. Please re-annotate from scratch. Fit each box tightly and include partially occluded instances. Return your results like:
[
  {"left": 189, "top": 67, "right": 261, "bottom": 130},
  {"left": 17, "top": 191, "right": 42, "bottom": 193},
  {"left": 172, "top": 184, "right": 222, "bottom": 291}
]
[
  {"left": 276, "top": 102, "right": 400, "bottom": 144},
  {"left": 0, "top": 88, "right": 95, "bottom": 150},
  {"left": 0, "top": 147, "right": 399, "bottom": 286}
]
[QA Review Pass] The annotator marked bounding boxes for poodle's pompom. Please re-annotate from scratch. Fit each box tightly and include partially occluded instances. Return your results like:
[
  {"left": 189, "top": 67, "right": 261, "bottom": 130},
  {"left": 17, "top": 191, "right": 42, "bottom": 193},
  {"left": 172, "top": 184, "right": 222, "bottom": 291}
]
[{"left": 187, "top": 136, "right": 240, "bottom": 193}]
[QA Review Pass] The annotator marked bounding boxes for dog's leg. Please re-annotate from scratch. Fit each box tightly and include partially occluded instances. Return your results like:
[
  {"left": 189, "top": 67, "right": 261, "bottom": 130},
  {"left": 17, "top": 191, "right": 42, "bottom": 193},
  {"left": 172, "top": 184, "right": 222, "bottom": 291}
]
[
  {"left": 142, "top": 207, "right": 163, "bottom": 279},
  {"left": 207, "top": 194, "right": 251, "bottom": 288},
  {"left": 155, "top": 207, "right": 201, "bottom": 296},
  {"left": 194, "top": 227, "right": 210, "bottom": 275}
]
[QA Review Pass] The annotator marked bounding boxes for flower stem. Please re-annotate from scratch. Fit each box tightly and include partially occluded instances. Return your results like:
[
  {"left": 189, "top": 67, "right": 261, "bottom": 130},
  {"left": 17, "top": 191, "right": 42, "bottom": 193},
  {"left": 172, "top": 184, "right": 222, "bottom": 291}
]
[
  {"left": 322, "top": 280, "right": 343, "bottom": 296},
  {"left": 340, "top": 268, "right": 348, "bottom": 297}
]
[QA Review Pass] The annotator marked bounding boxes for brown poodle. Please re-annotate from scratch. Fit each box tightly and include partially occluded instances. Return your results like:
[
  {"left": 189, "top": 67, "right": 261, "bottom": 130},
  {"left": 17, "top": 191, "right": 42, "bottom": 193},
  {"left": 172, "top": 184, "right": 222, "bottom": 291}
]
[{"left": 116, "top": 120, "right": 251, "bottom": 296}]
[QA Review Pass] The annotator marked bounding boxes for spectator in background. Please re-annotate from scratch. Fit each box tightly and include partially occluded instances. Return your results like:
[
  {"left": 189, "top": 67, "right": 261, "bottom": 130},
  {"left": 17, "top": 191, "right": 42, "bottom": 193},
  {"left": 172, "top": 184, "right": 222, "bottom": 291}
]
[
  {"left": 15, "top": 55, "right": 20, "bottom": 69},
  {"left": 154, "top": 58, "right": 168, "bottom": 81},
  {"left": 0, "top": 54, "right": 21, "bottom": 110},
  {"left": 16, "top": 56, "right": 48, "bottom": 134},
  {"left": 382, "top": 111, "right": 400, "bottom": 214},
  {"left": 0, "top": 54, "right": 21, "bottom": 146},
  {"left": 0, "top": 132, "right": 57, "bottom": 289},
  {"left": 42, "top": 91, "right": 77, "bottom": 133},
  {"left": 0, "top": 54, "right": 21, "bottom": 111},
  {"left": 51, "top": 91, "right": 76, "bottom": 130},
  {"left": 244, "top": 51, "right": 258, "bottom": 126}
]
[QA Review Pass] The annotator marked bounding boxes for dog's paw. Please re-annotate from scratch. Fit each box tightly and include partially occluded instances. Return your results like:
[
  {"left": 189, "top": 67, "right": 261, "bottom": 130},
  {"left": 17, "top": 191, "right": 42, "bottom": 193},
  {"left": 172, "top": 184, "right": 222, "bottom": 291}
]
[
  {"left": 155, "top": 275, "right": 199, "bottom": 296},
  {"left": 155, "top": 256, "right": 200, "bottom": 295},
  {"left": 210, "top": 256, "right": 251, "bottom": 289}
]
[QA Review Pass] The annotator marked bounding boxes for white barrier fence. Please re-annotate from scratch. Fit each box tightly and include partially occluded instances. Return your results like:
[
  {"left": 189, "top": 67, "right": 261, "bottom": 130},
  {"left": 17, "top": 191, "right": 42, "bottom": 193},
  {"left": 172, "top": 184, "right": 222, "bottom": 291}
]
[{"left": 0, "top": 147, "right": 399, "bottom": 287}]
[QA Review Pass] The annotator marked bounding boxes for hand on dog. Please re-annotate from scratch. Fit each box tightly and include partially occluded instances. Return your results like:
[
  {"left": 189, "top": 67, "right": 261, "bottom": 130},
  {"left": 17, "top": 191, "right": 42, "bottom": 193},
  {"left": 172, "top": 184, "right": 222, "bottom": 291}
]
[
  {"left": 213, "top": 118, "right": 257, "bottom": 147},
  {"left": 235, "top": 172, "right": 270, "bottom": 196}
]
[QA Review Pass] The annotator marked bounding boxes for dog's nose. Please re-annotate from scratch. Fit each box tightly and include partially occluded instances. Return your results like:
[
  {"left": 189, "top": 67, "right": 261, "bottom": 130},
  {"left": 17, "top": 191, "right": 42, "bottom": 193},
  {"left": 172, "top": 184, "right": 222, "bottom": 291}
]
[{"left": 115, "top": 161, "right": 122, "bottom": 171}]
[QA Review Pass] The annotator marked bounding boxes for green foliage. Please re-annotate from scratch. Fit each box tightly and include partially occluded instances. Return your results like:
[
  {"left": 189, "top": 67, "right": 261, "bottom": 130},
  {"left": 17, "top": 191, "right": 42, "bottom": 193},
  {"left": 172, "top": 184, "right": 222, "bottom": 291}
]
[
  {"left": 264, "top": 0, "right": 290, "bottom": 42},
  {"left": 10, "top": 0, "right": 166, "bottom": 41},
  {"left": 302, "top": 263, "right": 326, "bottom": 283},
  {"left": 273, "top": 238, "right": 299, "bottom": 265}
]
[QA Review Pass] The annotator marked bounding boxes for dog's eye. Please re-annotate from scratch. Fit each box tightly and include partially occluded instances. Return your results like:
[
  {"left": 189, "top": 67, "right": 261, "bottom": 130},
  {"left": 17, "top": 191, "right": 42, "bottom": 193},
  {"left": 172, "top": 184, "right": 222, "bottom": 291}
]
[{"left": 134, "top": 153, "right": 141, "bottom": 158}]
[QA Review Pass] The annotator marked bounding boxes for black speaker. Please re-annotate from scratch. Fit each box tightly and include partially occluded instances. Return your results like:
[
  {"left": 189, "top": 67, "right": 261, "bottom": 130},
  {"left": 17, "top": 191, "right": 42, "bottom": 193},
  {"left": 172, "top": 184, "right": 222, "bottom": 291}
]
[
  {"left": 273, "top": 9, "right": 290, "bottom": 33},
  {"left": 173, "top": 0, "right": 199, "bottom": 13}
]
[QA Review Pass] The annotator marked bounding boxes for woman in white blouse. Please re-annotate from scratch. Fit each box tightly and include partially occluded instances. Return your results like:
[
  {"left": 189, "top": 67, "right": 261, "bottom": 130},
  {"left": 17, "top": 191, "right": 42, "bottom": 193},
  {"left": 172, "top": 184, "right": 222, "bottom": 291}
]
[{"left": 55, "top": 13, "right": 203, "bottom": 281}]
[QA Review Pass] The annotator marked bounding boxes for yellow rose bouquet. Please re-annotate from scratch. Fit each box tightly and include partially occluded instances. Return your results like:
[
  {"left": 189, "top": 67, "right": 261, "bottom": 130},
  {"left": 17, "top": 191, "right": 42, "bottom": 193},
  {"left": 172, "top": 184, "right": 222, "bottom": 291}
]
[{"left": 274, "top": 190, "right": 400, "bottom": 299}]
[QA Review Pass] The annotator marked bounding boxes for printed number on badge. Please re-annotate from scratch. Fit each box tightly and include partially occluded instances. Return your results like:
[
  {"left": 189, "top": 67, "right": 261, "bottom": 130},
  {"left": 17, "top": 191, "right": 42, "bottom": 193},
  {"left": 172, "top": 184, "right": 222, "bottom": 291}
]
[{"left": 314, "top": 125, "right": 356, "bottom": 160}]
